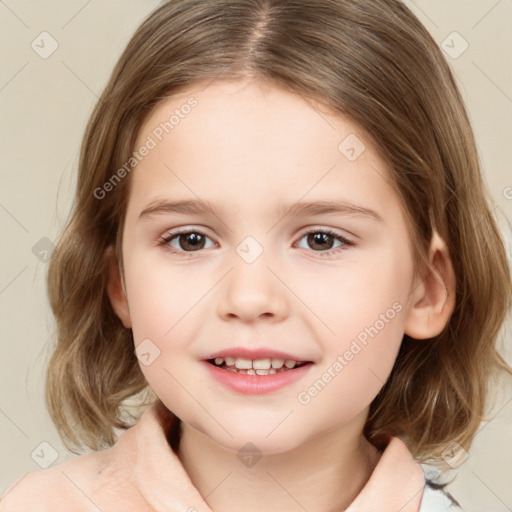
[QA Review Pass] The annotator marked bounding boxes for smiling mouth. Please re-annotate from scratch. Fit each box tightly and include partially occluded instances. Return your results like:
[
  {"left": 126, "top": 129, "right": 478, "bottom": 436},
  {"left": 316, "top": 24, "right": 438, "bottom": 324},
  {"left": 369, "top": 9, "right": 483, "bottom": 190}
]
[{"left": 207, "top": 357, "right": 312, "bottom": 375}]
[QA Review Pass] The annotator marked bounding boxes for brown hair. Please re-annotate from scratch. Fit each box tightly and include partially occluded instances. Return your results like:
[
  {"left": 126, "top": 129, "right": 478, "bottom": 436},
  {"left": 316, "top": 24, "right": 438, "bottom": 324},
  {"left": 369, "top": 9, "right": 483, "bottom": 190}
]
[{"left": 46, "top": 0, "right": 512, "bottom": 468}]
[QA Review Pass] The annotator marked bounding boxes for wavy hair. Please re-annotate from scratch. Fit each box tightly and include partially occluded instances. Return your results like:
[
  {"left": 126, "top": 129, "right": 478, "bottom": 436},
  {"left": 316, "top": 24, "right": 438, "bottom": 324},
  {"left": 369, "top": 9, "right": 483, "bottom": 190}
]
[{"left": 45, "top": 0, "right": 512, "bottom": 469}]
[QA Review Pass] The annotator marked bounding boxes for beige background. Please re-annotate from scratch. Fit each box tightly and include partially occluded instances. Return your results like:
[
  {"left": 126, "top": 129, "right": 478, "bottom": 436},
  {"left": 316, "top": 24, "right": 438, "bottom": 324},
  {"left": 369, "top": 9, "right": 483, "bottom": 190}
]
[{"left": 0, "top": 1, "right": 511, "bottom": 510}]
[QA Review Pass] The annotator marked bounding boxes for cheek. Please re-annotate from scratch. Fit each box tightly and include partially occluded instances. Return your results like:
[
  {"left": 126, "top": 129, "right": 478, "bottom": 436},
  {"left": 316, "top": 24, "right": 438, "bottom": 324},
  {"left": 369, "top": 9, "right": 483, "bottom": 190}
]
[
  {"left": 123, "top": 257, "right": 207, "bottom": 408},
  {"left": 293, "top": 249, "right": 411, "bottom": 346},
  {"left": 294, "top": 248, "right": 410, "bottom": 393},
  {"left": 123, "top": 254, "right": 213, "bottom": 397},
  {"left": 124, "top": 250, "right": 207, "bottom": 339},
  {"left": 295, "top": 293, "right": 406, "bottom": 424}
]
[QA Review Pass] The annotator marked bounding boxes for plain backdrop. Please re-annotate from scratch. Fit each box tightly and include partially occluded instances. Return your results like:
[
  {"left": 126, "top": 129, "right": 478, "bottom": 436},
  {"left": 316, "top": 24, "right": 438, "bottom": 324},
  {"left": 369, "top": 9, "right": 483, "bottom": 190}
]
[{"left": 1, "top": 1, "right": 511, "bottom": 510}]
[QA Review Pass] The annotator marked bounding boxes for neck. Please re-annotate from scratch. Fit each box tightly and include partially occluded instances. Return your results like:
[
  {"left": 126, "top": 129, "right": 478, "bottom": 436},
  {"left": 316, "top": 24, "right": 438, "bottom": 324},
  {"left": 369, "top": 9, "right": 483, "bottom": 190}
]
[{"left": 176, "top": 411, "right": 382, "bottom": 512}]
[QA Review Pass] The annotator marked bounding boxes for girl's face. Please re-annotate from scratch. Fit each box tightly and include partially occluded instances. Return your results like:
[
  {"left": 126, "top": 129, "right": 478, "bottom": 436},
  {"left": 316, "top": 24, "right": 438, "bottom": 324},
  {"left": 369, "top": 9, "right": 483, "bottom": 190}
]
[{"left": 115, "top": 79, "right": 419, "bottom": 453}]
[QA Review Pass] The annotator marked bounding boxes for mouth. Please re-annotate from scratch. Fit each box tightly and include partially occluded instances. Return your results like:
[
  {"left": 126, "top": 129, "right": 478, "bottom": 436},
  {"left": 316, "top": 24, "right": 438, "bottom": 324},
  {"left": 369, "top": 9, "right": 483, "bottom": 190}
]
[
  {"left": 206, "top": 356, "right": 313, "bottom": 375},
  {"left": 202, "top": 350, "right": 315, "bottom": 394}
]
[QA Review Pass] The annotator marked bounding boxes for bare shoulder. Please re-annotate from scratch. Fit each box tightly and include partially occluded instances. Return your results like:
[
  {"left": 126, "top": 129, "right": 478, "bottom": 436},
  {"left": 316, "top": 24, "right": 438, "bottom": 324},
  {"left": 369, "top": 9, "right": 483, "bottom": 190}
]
[{"left": 0, "top": 448, "right": 114, "bottom": 511}]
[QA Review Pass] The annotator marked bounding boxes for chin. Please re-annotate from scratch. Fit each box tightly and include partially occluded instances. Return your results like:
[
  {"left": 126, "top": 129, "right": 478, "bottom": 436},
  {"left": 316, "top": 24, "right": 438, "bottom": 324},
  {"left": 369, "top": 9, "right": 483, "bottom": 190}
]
[{"left": 193, "top": 417, "right": 309, "bottom": 456}]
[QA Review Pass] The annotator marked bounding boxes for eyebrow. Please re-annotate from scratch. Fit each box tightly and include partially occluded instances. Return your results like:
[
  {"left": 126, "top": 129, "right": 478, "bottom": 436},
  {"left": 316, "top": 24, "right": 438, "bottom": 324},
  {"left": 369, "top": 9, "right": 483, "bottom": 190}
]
[{"left": 138, "top": 198, "right": 384, "bottom": 223}]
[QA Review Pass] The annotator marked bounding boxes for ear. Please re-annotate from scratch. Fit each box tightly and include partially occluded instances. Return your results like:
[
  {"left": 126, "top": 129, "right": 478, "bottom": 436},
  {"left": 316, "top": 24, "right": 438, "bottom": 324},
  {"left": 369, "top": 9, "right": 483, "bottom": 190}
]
[
  {"left": 105, "top": 245, "right": 132, "bottom": 329},
  {"left": 404, "top": 231, "right": 456, "bottom": 339}
]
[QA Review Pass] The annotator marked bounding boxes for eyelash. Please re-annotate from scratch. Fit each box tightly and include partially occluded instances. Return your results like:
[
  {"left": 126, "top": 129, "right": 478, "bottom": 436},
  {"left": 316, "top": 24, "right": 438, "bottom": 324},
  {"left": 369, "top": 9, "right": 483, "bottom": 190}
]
[{"left": 157, "top": 227, "right": 354, "bottom": 258}]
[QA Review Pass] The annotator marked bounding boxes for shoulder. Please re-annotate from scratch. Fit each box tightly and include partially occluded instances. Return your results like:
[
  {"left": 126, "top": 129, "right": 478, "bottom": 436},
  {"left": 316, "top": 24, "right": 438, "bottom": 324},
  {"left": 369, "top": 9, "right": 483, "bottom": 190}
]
[
  {"left": 1, "top": 403, "right": 167, "bottom": 511},
  {"left": 0, "top": 448, "right": 114, "bottom": 511},
  {"left": 418, "top": 479, "right": 465, "bottom": 512}
]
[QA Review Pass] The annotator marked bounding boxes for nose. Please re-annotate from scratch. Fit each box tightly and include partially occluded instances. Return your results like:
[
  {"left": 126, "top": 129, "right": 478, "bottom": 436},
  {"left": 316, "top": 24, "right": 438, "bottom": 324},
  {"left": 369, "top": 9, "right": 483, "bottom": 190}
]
[{"left": 216, "top": 252, "right": 289, "bottom": 323}]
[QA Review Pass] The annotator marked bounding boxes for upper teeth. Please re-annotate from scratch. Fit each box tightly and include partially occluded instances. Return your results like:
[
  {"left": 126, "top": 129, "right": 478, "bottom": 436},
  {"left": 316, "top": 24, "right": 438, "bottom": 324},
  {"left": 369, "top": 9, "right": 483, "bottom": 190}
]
[{"left": 213, "top": 357, "right": 300, "bottom": 370}]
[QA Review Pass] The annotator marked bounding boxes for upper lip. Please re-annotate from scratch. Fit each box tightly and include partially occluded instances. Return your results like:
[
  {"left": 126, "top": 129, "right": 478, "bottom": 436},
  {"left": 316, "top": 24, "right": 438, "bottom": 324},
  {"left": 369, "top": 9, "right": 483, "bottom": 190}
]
[{"left": 203, "top": 347, "right": 313, "bottom": 363}]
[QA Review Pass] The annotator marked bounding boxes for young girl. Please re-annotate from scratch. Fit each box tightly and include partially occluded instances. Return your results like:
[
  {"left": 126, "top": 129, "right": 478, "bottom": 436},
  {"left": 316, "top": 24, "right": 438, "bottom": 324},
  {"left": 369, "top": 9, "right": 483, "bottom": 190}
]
[{"left": 2, "top": 0, "right": 510, "bottom": 510}]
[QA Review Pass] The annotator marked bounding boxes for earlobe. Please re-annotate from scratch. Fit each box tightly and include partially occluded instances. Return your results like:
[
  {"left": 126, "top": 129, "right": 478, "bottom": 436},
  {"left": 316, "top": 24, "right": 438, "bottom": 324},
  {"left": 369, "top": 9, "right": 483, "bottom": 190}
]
[
  {"left": 404, "top": 232, "right": 456, "bottom": 340},
  {"left": 105, "top": 245, "right": 132, "bottom": 329}
]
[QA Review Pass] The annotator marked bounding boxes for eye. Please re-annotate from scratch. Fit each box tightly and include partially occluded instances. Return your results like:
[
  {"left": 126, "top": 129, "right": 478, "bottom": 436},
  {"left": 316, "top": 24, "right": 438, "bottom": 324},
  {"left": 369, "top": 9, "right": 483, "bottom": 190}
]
[
  {"left": 295, "top": 228, "right": 353, "bottom": 256},
  {"left": 158, "top": 227, "right": 354, "bottom": 258},
  {"left": 158, "top": 229, "right": 216, "bottom": 257}
]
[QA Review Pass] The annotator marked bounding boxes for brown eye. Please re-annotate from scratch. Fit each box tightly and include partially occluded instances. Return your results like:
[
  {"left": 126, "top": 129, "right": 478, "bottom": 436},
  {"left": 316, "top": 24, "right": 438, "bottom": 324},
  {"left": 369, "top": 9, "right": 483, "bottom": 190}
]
[
  {"left": 305, "top": 232, "right": 336, "bottom": 251},
  {"left": 160, "top": 230, "right": 216, "bottom": 255},
  {"left": 296, "top": 229, "right": 353, "bottom": 255},
  {"left": 175, "top": 232, "right": 206, "bottom": 251}
]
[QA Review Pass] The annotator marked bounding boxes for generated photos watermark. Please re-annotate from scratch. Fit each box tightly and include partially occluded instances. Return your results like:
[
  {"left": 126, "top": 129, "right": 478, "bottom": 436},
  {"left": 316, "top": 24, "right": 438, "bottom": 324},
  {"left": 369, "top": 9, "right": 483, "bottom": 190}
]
[
  {"left": 297, "top": 301, "right": 403, "bottom": 405},
  {"left": 93, "top": 97, "right": 198, "bottom": 200}
]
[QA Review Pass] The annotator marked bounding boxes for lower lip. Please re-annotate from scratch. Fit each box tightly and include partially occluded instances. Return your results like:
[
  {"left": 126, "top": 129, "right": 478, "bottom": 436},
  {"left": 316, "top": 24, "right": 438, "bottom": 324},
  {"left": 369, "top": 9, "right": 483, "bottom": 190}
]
[{"left": 202, "top": 361, "right": 314, "bottom": 395}]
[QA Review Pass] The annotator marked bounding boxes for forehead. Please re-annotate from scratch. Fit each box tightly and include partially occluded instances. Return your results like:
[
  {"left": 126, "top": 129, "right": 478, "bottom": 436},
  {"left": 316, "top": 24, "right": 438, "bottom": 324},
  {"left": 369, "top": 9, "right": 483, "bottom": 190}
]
[{"left": 129, "top": 79, "right": 397, "bottom": 218}]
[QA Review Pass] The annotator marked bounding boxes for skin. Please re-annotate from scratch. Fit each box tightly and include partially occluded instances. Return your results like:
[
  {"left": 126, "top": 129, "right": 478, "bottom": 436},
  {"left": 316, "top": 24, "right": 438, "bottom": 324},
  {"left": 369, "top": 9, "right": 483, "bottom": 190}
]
[{"left": 107, "top": 78, "right": 456, "bottom": 512}]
